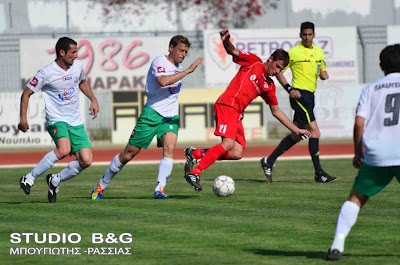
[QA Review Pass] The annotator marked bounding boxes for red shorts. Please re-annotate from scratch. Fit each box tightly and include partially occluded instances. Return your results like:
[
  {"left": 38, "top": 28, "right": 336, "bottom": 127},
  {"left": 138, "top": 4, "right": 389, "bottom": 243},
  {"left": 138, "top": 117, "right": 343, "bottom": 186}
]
[{"left": 213, "top": 104, "right": 246, "bottom": 148}]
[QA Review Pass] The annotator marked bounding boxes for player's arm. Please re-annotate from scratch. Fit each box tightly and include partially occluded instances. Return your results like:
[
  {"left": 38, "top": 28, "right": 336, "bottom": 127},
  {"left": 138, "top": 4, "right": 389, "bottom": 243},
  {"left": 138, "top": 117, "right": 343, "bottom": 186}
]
[
  {"left": 319, "top": 58, "right": 329, "bottom": 80},
  {"left": 276, "top": 71, "right": 301, "bottom": 99},
  {"left": 269, "top": 104, "right": 311, "bottom": 138},
  {"left": 18, "top": 87, "right": 34, "bottom": 133},
  {"left": 156, "top": 57, "right": 203, "bottom": 87},
  {"left": 352, "top": 116, "right": 365, "bottom": 169},
  {"left": 220, "top": 28, "right": 239, "bottom": 59},
  {"left": 79, "top": 79, "right": 99, "bottom": 120}
]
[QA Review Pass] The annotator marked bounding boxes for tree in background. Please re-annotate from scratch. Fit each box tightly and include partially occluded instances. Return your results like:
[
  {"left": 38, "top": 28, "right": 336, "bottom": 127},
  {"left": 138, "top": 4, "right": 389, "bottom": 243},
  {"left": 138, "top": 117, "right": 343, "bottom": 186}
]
[{"left": 92, "top": 0, "right": 280, "bottom": 29}]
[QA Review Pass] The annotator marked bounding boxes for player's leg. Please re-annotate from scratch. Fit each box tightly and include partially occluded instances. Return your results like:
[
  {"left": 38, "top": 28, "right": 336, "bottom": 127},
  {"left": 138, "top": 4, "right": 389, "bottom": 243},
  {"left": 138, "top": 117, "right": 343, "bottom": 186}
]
[
  {"left": 185, "top": 140, "right": 243, "bottom": 175},
  {"left": 307, "top": 120, "right": 336, "bottom": 182},
  {"left": 47, "top": 124, "right": 91, "bottom": 202},
  {"left": 327, "top": 189, "right": 366, "bottom": 261},
  {"left": 20, "top": 122, "right": 70, "bottom": 195},
  {"left": 184, "top": 116, "right": 246, "bottom": 173},
  {"left": 195, "top": 137, "right": 235, "bottom": 174},
  {"left": 260, "top": 95, "right": 307, "bottom": 183},
  {"left": 92, "top": 107, "right": 158, "bottom": 199},
  {"left": 185, "top": 105, "right": 239, "bottom": 191},
  {"left": 328, "top": 164, "right": 396, "bottom": 260},
  {"left": 154, "top": 132, "right": 177, "bottom": 199},
  {"left": 152, "top": 112, "right": 179, "bottom": 198},
  {"left": 224, "top": 141, "right": 244, "bottom": 160},
  {"left": 91, "top": 144, "right": 141, "bottom": 200}
]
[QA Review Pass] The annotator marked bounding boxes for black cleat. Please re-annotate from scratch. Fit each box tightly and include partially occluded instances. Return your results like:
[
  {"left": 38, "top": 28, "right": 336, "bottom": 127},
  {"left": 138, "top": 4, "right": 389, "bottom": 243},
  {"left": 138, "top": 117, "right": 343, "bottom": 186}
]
[
  {"left": 260, "top": 157, "right": 274, "bottom": 183},
  {"left": 184, "top": 147, "right": 197, "bottom": 175},
  {"left": 184, "top": 173, "right": 202, "bottom": 191},
  {"left": 46, "top": 174, "right": 59, "bottom": 203},
  {"left": 327, "top": 248, "right": 342, "bottom": 261},
  {"left": 20, "top": 176, "right": 34, "bottom": 195},
  {"left": 315, "top": 170, "right": 336, "bottom": 183}
]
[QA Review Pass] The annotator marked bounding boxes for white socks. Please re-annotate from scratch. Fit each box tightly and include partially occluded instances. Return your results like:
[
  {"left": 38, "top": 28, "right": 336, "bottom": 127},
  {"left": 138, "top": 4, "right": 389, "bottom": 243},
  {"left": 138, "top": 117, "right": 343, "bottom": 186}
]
[
  {"left": 51, "top": 160, "right": 83, "bottom": 187},
  {"left": 100, "top": 154, "right": 125, "bottom": 189},
  {"left": 155, "top": 157, "right": 173, "bottom": 192},
  {"left": 330, "top": 200, "right": 360, "bottom": 252},
  {"left": 26, "top": 151, "right": 59, "bottom": 181},
  {"left": 59, "top": 160, "right": 83, "bottom": 182}
]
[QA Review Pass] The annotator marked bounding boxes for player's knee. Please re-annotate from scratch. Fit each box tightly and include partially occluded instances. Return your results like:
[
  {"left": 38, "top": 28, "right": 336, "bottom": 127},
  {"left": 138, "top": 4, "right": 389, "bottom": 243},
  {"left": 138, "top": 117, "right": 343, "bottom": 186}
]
[
  {"left": 120, "top": 151, "right": 134, "bottom": 163},
  {"left": 79, "top": 158, "right": 92, "bottom": 169},
  {"left": 224, "top": 142, "right": 235, "bottom": 151},
  {"left": 164, "top": 143, "right": 176, "bottom": 155},
  {"left": 312, "top": 130, "right": 321, "bottom": 138},
  {"left": 290, "top": 133, "right": 302, "bottom": 143},
  {"left": 229, "top": 152, "right": 242, "bottom": 160},
  {"left": 57, "top": 147, "right": 71, "bottom": 158}
]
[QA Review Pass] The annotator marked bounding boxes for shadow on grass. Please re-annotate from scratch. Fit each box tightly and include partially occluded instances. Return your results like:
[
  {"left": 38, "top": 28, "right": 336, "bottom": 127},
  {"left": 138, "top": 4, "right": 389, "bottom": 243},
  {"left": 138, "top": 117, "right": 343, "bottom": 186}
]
[
  {"left": 249, "top": 248, "right": 400, "bottom": 260},
  {"left": 73, "top": 196, "right": 131, "bottom": 200},
  {"left": 0, "top": 201, "right": 48, "bottom": 204},
  {"left": 74, "top": 195, "right": 199, "bottom": 200},
  {"left": 134, "top": 195, "right": 198, "bottom": 200},
  {"left": 249, "top": 248, "right": 326, "bottom": 259}
]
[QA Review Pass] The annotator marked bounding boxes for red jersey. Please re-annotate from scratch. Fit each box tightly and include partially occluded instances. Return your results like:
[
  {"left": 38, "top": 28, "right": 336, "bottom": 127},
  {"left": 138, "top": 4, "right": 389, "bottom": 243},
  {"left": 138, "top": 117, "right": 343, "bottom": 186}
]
[{"left": 216, "top": 51, "right": 278, "bottom": 113}]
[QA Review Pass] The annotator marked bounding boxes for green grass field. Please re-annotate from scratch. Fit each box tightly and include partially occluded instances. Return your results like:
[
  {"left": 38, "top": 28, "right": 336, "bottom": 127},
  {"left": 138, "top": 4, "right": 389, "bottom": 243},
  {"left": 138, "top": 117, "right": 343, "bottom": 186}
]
[{"left": 0, "top": 159, "right": 399, "bottom": 265}]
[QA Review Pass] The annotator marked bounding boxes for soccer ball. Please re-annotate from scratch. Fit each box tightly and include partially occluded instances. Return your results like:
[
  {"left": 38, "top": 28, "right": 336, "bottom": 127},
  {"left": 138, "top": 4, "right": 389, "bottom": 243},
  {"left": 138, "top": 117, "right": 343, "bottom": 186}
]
[{"left": 212, "top": 175, "right": 235, "bottom": 197}]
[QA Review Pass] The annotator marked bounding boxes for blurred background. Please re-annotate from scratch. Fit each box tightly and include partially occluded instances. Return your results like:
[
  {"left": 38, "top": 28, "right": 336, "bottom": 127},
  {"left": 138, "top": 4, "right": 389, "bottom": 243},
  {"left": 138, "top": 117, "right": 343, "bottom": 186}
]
[{"left": 1, "top": 0, "right": 399, "bottom": 148}]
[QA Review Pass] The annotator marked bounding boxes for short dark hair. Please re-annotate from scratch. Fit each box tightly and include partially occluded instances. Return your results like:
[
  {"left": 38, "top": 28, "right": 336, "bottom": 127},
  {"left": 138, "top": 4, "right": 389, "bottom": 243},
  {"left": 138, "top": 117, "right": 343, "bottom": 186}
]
[
  {"left": 55, "top": 37, "right": 77, "bottom": 58},
  {"left": 300, "top": 21, "right": 315, "bottom": 33},
  {"left": 169, "top": 35, "right": 191, "bottom": 48},
  {"left": 380, "top": 44, "right": 400, "bottom": 74},
  {"left": 270, "top": 49, "right": 290, "bottom": 68}
]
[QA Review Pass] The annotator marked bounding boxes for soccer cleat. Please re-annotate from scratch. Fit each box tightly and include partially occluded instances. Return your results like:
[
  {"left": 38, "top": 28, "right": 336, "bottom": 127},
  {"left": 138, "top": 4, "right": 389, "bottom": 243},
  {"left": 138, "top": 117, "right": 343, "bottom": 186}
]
[
  {"left": 184, "top": 147, "right": 197, "bottom": 175},
  {"left": 20, "top": 176, "right": 34, "bottom": 195},
  {"left": 260, "top": 157, "right": 274, "bottom": 183},
  {"left": 184, "top": 173, "right": 202, "bottom": 191},
  {"left": 327, "top": 248, "right": 342, "bottom": 261},
  {"left": 154, "top": 191, "right": 169, "bottom": 199},
  {"left": 91, "top": 182, "right": 105, "bottom": 200},
  {"left": 154, "top": 186, "right": 169, "bottom": 199},
  {"left": 315, "top": 170, "right": 336, "bottom": 183},
  {"left": 46, "top": 174, "right": 59, "bottom": 203}
]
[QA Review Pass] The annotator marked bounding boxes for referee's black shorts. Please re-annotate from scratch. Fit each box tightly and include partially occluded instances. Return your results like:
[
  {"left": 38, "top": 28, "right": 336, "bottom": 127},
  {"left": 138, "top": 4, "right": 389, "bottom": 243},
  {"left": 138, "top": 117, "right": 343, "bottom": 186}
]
[{"left": 289, "top": 89, "right": 316, "bottom": 126}]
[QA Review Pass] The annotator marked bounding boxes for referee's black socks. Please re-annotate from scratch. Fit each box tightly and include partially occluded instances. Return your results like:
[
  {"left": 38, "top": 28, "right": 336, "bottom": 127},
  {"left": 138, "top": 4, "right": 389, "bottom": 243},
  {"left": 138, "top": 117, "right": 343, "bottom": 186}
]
[
  {"left": 267, "top": 135, "right": 297, "bottom": 165},
  {"left": 309, "top": 138, "right": 322, "bottom": 173}
]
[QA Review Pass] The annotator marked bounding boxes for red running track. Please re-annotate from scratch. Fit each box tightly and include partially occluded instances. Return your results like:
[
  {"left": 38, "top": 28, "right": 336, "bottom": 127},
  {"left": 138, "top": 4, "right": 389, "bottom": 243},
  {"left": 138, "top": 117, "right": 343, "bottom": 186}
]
[{"left": 0, "top": 143, "right": 353, "bottom": 165}]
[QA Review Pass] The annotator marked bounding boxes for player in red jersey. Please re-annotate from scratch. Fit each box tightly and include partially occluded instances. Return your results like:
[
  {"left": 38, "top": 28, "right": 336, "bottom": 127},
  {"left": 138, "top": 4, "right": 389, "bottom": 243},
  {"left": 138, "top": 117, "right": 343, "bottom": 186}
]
[{"left": 183, "top": 28, "right": 311, "bottom": 191}]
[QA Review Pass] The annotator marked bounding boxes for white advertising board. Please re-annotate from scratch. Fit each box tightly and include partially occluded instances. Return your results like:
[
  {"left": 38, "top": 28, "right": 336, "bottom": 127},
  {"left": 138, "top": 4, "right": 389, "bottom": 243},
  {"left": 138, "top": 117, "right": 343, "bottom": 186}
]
[
  {"left": 204, "top": 27, "right": 358, "bottom": 88},
  {"left": 20, "top": 37, "right": 171, "bottom": 91}
]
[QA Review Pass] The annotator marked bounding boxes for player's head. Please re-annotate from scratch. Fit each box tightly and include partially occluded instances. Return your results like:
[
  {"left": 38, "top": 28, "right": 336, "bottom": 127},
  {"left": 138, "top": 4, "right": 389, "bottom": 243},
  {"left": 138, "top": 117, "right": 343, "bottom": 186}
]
[
  {"left": 265, "top": 49, "right": 289, "bottom": 76},
  {"left": 300, "top": 21, "right": 315, "bottom": 48},
  {"left": 55, "top": 37, "right": 78, "bottom": 66},
  {"left": 168, "top": 35, "right": 191, "bottom": 65},
  {"left": 380, "top": 44, "right": 400, "bottom": 75}
]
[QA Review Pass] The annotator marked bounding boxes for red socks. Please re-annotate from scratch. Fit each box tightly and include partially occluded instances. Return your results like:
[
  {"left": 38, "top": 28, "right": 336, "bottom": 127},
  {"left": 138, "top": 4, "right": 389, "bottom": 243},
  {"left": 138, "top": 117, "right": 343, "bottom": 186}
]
[
  {"left": 191, "top": 144, "right": 226, "bottom": 175},
  {"left": 192, "top": 148, "right": 230, "bottom": 160}
]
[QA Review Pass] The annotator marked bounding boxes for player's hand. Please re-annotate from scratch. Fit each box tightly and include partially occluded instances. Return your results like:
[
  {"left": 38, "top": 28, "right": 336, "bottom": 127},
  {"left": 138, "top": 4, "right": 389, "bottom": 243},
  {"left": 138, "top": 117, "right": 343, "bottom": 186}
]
[
  {"left": 296, "top": 129, "right": 311, "bottom": 140},
  {"left": 289, "top": 89, "right": 301, "bottom": 99},
  {"left": 18, "top": 122, "right": 29, "bottom": 133},
  {"left": 187, "top": 57, "right": 203, "bottom": 73},
  {"left": 89, "top": 99, "right": 99, "bottom": 120},
  {"left": 320, "top": 71, "right": 329, "bottom": 80},
  {"left": 352, "top": 154, "right": 363, "bottom": 169},
  {"left": 220, "top": 28, "right": 230, "bottom": 41}
]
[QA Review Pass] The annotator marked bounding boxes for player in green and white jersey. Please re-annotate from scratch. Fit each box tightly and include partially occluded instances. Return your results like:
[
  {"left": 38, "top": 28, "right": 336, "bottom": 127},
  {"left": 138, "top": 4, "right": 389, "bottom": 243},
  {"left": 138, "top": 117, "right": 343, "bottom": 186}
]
[
  {"left": 327, "top": 44, "right": 400, "bottom": 261},
  {"left": 91, "top": 35, "right": 202, "bottom": 199},
  {"left": 19, "top": 37, "right": 99, "bottom": 203}
]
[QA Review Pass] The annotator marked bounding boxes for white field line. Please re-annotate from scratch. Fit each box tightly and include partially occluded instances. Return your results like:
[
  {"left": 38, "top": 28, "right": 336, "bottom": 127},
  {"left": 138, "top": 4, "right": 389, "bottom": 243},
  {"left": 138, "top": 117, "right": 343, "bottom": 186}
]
[{"left": 0, "top": 154, "right": 352, "bottom": 169}]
